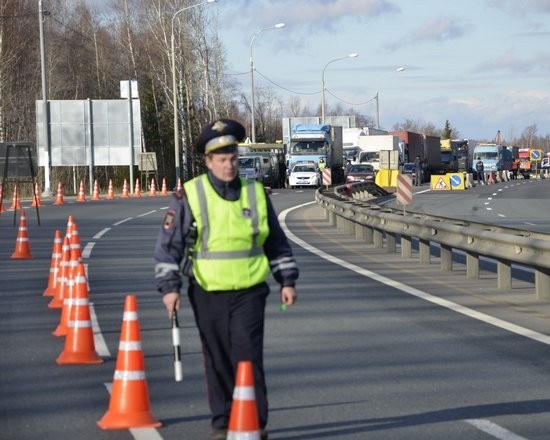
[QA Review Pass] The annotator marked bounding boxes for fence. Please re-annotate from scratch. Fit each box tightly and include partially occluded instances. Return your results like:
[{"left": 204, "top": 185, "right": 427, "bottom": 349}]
[{"left": 315, "top": 181, "right": 550, "bottom": 300}]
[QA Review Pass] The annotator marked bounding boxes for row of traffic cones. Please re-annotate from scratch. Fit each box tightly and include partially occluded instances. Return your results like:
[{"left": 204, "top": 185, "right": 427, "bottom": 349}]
[
  {"left": 40, "top": 216, "right": 161, "bottom": 428},
  {"left": 1, "top": 177, "right": 172, "bottom": 208},
  {"left": 35, "top": 214, "right": 260, "bottom": 436}
]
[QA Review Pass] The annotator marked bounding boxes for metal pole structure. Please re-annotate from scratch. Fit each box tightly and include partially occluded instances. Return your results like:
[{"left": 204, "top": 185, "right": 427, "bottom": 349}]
[
  {"left": 172, "top": 0, "right": 217, "bottom": 184},
  {"left": 375, "top": 91, "right": 380, "bottom": 129},
  {"left": 38, "top": 0, "right": 51, "bottom": 195},
  {"left": 321, "top": 53, "right": 358, "bottom": 124},
  {"left": 249, "top": 22, "right": 285, "bottom": 144}
]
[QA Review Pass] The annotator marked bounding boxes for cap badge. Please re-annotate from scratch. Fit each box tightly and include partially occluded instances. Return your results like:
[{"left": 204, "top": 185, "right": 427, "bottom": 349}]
[{"left": 212, "top": 121, "right": 227, "bottom": 132}]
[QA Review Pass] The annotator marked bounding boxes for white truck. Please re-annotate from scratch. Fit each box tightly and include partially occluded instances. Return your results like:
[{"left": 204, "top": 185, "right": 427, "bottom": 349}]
[
  {"left": 343, "top": 127, "right": 388, "bottom": 162},
  {"left": 356, "top": 135, "right": 401, "bottom": 170}
]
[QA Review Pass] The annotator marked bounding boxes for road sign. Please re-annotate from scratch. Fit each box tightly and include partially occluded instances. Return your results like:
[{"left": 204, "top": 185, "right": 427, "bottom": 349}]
[
  {"left": 432, "top": 175, "right": 450, "bottom": 191},
  {"left": 530, "top": 149, "right": 542, "bottom": 161},
  {"left": 449, "top": 173, "right": 465, "bottom": 190},
  {"left": 396, "top": 174, "right": 413, "bottom": 205}
]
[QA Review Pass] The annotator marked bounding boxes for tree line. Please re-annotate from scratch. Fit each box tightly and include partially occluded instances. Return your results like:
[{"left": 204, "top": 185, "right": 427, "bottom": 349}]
[{"left": 0, "top": 0, "right": 547, "bottom": 192}]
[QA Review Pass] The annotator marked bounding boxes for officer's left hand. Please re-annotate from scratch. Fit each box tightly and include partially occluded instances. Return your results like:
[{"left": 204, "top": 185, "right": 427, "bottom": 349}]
[{"left": 281, "top": 286, "right": 297, "bottom": 307}]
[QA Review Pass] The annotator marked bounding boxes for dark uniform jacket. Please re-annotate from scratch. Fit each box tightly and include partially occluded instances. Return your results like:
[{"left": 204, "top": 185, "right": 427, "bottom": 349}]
[{"left": 154, "top": 171, "right": 299, "bottom": 295}]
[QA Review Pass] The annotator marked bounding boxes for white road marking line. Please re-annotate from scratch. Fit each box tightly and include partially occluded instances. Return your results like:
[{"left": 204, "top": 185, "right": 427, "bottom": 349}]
[
  {"left": 465, "top": 419, "right": 528, "bottom": 440},
  {"left": 82, "top": 242, "right": 94, "bottom": 259},
  {"left": 90, "top": 303, "right": 111, "bottom": 357},
  {"left": 94, "top": 228, "right": 110, "bottom": 239},
  {"left": 138, "top": 210, "right": 157, "bottom": 217},
  {"left": 281, "top": 202, "right": 538, "bottom": 439},
  {"left": 279, "top": 202, "right": 550, "bottom": 347},
  {"left": 114, "top": 217, "right": 132, "bottom": 226}
]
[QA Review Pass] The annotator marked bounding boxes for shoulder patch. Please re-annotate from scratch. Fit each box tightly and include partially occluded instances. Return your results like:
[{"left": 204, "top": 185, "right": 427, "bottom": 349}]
[{"left": 163, "top": 209, "right": 177, "bottom": 230}]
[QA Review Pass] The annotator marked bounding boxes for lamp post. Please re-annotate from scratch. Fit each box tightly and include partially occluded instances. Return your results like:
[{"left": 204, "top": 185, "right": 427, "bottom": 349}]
[
  {"left": 375, "top": 67, "right": 405, "bottom": 129},
  {"left": 249, "top": 22, "right": 285, "bottom": 143},
  {"left": 321, "top": 53, "right": 358, "bottom": 123},
  {"left": 172, "top": 0, "right": 217, "bottom": 183}
]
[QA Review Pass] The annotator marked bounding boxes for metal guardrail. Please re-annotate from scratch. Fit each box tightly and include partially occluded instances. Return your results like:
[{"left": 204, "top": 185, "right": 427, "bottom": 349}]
[{"left": 315, "top": 181, "right": 550, "bottom": 300}]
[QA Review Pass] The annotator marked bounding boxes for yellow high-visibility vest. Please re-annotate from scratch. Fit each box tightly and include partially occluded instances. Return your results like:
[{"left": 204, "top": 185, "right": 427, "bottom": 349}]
[{"left": 184, "top": 175, "right": 270, "bottom": 291}]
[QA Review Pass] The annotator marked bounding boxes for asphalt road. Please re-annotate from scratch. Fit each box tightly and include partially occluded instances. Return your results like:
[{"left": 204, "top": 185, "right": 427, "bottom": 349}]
[{"left": 1, "top": 183, "right": 550, "bottom": 439}]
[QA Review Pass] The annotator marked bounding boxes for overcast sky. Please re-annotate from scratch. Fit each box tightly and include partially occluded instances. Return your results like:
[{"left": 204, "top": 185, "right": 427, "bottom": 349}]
[{"left": 213, "top": 0, "right": 550, "bottom": 142}]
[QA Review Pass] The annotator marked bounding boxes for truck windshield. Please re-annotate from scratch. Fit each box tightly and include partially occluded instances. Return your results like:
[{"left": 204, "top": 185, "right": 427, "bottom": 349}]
[
  {"left": 239, "top": 158, "right": 255, "bottom": 168},
  {"left": 359, "top": 152, "right": 379, "bottom": 162},
  {"left": 476, "top": 152, "right": 499, "bottom": 160},
  {"left": 290, "top": 141, "right": 327, "bottom": 155}
]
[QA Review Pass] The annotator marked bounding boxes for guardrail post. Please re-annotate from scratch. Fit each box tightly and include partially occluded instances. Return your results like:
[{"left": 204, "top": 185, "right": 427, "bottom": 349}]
[
  {"left": 496, "top": 258, "right": 512, "bottom": 289},
  {"left": 466, "top": 251, "right": 480, "bottom": 279},
  {"left": 373, "top": 229, "right": 384, "bottom": 249},
  {"left": 344, "top": 218, "right": 355, "bottom": 235},
  {"left": 440, "top": 244, "right": 452, "bottom": 271},
  {"left": 328, "top": 210, "right": 336, "bottom": 226},
  {"left": 386, "top": 232, "right": 396, "bottom": 253},
  {"left": 336, "top": 215, "right": 345, "bottom": 230},
  {"left": 401, "top": 235, "right": 412, "bottom": 258},
  {"left": 535, "top": 267, "right": 550, "bottom": 300},
  {"left": 419, "top": 239, "right": 430, "bottom": 264}
]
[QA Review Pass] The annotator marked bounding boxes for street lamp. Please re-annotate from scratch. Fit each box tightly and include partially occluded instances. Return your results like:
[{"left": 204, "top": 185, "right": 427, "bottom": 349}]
[
  {"left": 321, "top": 53, "right": 358, "bottom": 123},
  {"left": 375, "top": 66, "right": 406, "bottom": 129},
  {"left": 249, "top": 22, "right": 285, "bottom": 143},
  {"left": 172, "top": 0, "right": 217, "bottom": 183}
]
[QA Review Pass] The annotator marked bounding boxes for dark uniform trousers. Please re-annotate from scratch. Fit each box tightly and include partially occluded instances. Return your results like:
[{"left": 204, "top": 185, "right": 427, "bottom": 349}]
[{"left": 188, "top": 279, "right": 269, "bottom": 430}]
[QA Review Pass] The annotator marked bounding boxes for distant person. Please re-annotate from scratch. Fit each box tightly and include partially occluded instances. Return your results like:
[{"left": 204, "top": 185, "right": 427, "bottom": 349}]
[
  {"left": 318, "top": 157, "right": 326, "bottom": 171},
  {"left": 475, "top": 157, "right": 485, "bottom": 185},
  {"left": 414, "top": 155, "right": 422, "bottom": 186},
  {"left": 511, "top": 158, "right": 520, "bottom": 180},
  {"left": 345, "top": 160, "right": 353, "bottom": 173}
]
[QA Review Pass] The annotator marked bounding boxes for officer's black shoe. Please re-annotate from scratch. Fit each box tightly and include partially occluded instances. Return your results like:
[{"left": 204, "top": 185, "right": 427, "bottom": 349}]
[{"left": 209, "top": 428, "right": 227, "bottom": 440}]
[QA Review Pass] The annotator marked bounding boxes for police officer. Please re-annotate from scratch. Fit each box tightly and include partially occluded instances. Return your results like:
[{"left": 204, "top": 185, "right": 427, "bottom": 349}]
[{"left": 154, "top": 119, "right": 299, "bottom": 440}]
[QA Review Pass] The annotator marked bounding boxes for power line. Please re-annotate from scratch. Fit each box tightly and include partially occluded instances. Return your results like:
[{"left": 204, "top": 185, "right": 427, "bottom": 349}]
[{"left": 325, "top": 89, "right": 377, "bottom": 106}]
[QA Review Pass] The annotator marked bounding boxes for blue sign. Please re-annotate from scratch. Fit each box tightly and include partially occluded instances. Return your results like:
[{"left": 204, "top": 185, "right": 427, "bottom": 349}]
[
  {"left": 531, "top": 149, "right": 542, "bottom": 161},
  {"left": 450, "top": 174, "right": 463, "bottom": 187}
]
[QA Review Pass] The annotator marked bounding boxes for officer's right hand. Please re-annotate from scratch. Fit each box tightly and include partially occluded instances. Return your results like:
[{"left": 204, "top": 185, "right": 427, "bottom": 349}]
[{"left": 163, "top": 292, "right": 180, "bottom": 319}]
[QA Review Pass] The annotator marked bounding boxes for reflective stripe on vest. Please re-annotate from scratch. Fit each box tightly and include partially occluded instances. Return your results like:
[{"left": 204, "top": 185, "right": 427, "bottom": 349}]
[{"left": 185, "top": 175, "right": 270, "bottom": 291}]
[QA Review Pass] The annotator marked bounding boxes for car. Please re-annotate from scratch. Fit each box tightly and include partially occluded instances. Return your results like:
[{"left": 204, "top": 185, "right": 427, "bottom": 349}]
[
  {"left": 345, "top": 164, "right": 375, "bottom": 183},
  {"left": 288, "top": 163, "right": 319, "bottom": 188}
]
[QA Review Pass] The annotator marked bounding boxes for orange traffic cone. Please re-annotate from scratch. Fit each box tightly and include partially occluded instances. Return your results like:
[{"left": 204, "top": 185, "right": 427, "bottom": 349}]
[
  {"left": 48, "top": 236, "right": 70, "bottom": 309},
  {"left": 92, "top": 179, "right": 100, "bottom": 201},
  {"left": 133, "top": 179, "right": 141, "bottom": 197},
  {"left": 161, "top": 178, "right": 168, "bottom": 196},
  {"left": 53, "top": 231, "right": 81, "bottom": 336},
  {"left": 176, "top": 178, "right": 182, "bottom": 191},
  {"left": 107, "top": 179, "right": 115, "bottom": 200},
  {"left": 10, "top": 184, "right": 21, "bottom": 210},
  {"left": 31, "top": 182, "right": 42, "bottom": 207},
  {"left": 0, "top": 184, "right": 6, "bottom": 213},
  {"left": 11, "top": 209, "right": 33, "bottom": 259},
  {"left": 149, "top": 178, "right": 157, "bottom": 197},
  {"left": 120, "top": 179, "right": 129, "bottom": 198},
  {"left": 76, "top": 180, "right": 86, "bottom": 202},
  {"left": 43, "top": 230, "right": 63, "bottom": 297},
  {"left": 56, "top": 262, "right": 103, "bottom": 365},
  {"left": 54, "top": 182, "right": 64, "bottom": 205},
  {"left": 97, "top": 295, "right": 161, "bottom": 429},
  {"left": 55, "top": 181, "right": 65, "bottom": 204},
  {"left": 227, "top": 361, "right": 260, "bottom": 439}
]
